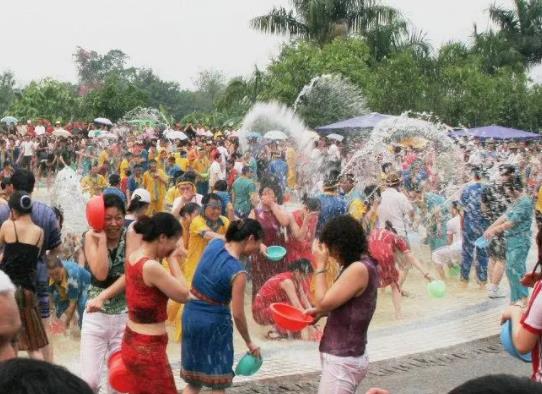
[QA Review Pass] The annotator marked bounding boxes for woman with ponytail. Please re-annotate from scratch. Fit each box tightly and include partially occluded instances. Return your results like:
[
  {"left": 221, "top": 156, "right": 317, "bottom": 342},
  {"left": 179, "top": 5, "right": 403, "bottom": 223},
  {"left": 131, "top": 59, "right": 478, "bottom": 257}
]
[
  {"left": 181, "top": 219, "right": 262, "bottom": 393},
  {"left": 122, "top": 212, "right": 190, "bottom": 394},
  {"left": 0, "top": 191, "right": 46, "bottom": 358}
]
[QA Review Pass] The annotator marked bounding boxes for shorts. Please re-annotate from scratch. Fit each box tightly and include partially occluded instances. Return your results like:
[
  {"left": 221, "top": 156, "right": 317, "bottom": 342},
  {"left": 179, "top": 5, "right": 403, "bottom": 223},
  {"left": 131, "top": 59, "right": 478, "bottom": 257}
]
[{"left": 488, "top": 236, "right": 506, "bottom": 261}]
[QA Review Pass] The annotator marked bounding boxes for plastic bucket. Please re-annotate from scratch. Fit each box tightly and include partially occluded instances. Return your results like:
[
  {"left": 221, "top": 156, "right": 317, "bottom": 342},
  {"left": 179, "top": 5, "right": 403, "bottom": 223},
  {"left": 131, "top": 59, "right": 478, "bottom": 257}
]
[
  {"left": 86, "top": 195, "right": 105, "bottom": 231},
  {"left": 235, "top": 352, "right": 263, "bottom": 376},
  {"left": 108, "top": 351, "right": 135, "bottom": 393},
  {"left": 270, "top": 303, "right": 313, "bottom": 332},
  {"left": 266, "top": 246, "right": 287, "bottom": 262},
  {"left": 500, "top": 320, "right": 532, "bottom": 363}
]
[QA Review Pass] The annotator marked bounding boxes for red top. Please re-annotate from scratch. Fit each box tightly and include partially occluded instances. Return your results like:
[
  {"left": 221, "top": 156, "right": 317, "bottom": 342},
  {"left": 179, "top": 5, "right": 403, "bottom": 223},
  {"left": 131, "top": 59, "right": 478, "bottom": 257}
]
[
  {"left": 254, "top": 272, "right": 310, "bottom": 307},
  {"left": 125, "top": 257, "right": 169, "bottom": 324},
  {"left": 368, "top": 229, "right": 409, "bottom": 288},
  {"left": 286, "top": 210, "right": 318, "bottom": 267}
]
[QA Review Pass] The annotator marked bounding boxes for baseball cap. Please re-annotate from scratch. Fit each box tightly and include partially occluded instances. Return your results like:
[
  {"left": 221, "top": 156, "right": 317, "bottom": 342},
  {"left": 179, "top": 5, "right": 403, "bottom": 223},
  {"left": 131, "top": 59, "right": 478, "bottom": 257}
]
[{"left": 131, "top": 188, "right": 151, "bottom": 204}]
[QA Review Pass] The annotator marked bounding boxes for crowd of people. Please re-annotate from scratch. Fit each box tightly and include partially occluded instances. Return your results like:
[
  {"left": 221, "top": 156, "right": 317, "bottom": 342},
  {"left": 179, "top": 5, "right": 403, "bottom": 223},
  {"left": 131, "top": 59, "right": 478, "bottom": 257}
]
[{"left": 0, "top": 118, "right": 541, "bottom": 394}]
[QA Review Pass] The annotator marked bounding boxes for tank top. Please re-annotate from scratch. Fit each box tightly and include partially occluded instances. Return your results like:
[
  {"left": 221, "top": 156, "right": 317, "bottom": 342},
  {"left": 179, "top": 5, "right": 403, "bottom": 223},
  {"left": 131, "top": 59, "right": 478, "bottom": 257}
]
[
  {"left": 125, "top": 257, "right": 168, "bottom": 324},
  {"left": 0, "top": 222, "right": 41, "bottom": 292},
  {"left": 319, "top": 256, "right": 378, "bottom": 358}
]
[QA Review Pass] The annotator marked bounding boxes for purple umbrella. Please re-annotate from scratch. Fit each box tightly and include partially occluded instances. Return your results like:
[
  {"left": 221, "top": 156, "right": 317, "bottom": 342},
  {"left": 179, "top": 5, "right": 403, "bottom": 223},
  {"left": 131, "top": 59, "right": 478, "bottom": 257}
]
[{"left": 449, "top": 125, "right": 541, "bottom": 140}]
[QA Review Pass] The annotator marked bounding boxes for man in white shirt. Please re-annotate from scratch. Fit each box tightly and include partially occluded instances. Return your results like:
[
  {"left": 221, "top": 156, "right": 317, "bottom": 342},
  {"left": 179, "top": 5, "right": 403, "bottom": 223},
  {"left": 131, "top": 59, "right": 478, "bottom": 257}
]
[
  {"left": 19, "top": 134, "right": 35, "bottom": 171},
  {"left": 208, "top": 152, "right": 225, "bottom": 190},
  {"left": 432, "top": 201, "right": 463, "bottom": 280},
  {"left": 377, "top": 172, "right": 414, "bottom": 239}
]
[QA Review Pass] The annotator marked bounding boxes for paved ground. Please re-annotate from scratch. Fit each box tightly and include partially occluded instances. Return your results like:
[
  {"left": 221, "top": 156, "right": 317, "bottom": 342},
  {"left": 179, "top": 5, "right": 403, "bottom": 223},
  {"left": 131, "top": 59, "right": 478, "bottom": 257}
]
[{"left": 227, "top": 336, "right": 532, "bottom": 394}]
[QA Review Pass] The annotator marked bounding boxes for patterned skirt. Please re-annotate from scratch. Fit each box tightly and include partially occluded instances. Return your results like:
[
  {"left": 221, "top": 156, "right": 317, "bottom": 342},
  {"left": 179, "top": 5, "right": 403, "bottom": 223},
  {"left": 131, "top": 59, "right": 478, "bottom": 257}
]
[
  {"left": 181, "top": 301, "right": 234, "bottom": 390},
  {"left": 15, "top": 287, "right": 49, "bottom": 351},
  {"left": 121, "top": 326, "right": 177, "bottom": 394}
]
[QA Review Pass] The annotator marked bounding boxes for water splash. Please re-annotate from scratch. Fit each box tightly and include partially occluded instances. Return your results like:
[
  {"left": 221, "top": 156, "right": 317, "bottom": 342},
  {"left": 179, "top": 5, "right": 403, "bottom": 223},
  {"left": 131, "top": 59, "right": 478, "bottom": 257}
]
[
  {"left": 344, "top": 113, "right": 466, "bottom": 197},
  {"left": 50, "top": 166, "right": 89, "bottom": 235},
  {"left": 293, "top": 74, "right": 369, "bottom": 128},
  {"left": 238, "top": 101, "right": 314, "bottom": 156}
]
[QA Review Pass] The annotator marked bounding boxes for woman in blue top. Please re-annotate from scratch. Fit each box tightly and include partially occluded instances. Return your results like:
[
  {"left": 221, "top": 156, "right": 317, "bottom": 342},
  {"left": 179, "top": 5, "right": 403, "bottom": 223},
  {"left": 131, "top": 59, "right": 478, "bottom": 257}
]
[
  {"left": 181, "top": 219, "right": 263, "bottom": 393},
  {"left": 485, "top": 176, "right": 534, "bottom": 305}
]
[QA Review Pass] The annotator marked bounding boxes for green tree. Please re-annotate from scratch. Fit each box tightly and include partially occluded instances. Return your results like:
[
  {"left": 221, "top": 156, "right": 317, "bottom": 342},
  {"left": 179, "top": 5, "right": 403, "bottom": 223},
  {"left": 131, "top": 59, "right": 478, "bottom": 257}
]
[
  {"left": 251, "top": 0, "right": 406, "bottom": 46},
  {"left": 73, "top": 47, "right": 130, "bottom": 87},
  {"left": 81, "top": 73, "right": 148, "bottom": 121},
  {"left": 0, "top": 71, "right": 17, "bottom": 116},
  {"left": 260, "top": 38, "right": 372, "bottom": 104},
  {"left": 488, "top": 0, "right": 542, "bottom": 65},
  {"left": 193, "top": 69, "right": 226, "bottom": 111},
  {"left": 9, "top": 79, "right": 80, "bottom": 122}
]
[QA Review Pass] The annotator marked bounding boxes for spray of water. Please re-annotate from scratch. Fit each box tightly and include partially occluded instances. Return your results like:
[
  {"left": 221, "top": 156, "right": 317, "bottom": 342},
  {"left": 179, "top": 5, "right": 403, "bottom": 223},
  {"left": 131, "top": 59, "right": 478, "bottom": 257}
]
[
  {"left": 293, "top": 74, "right": 369, "bottom": 128},
  {"left": 50, "top": 166, "right": 89, "bottom": 235},
  {"left": 238, "top": 101, "right": 314, "bottom": 156}
]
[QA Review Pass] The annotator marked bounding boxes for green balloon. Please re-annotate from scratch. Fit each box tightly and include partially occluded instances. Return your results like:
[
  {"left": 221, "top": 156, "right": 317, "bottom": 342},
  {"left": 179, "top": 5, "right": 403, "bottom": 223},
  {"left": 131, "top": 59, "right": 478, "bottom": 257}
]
[{"left": 427, "top": 280, "right": 446, "bottom": 298}]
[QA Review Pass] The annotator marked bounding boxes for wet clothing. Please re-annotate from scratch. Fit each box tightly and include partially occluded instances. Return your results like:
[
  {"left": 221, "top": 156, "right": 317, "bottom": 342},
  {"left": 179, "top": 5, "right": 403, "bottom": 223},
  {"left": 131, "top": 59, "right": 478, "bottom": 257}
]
[
  {"left": 481, "top": 183, "right": 510, "bottom": 260},
  {"left": 0, "top": 201, "right": 62, "bottom": 319},
  {"left": 504, "top": 196, "right": 533, "bottom": 302},
  {"left": 181, "top": 239, "right": 246, "bottom": 390},
  {"left": 48, "top": 260, "right": 91, "bottom": 328},
  {"left": 422, "top": 192, "right": 449, "bottom": 251},
  {"left": 121, "top": 327, "right": 176, "bottom": 394},
  {"left": 252, "top": 272, "right": 311, "bottom": 326},
  {"left": 268, "top": 159, "right": 288, "bottom": 192},
  {"left": 368, "top": 229, "right": 408, "bottom": 288},
  {"left": 232, "top": 176, "right": 256, "bottom": 218},
  {"left": 1, "top": 222, "right": 47, "bottom": 351},
  {"left": 286, "top": 210, "right": 318, "bottom": 265},
  {"left": 316, "top": 193, "right": 347, "bottom": 237},
  {"left": 460, "top": 182, "right": 489, "bottom": 283},
  {"left": 125, "top": 257, "right": 169, "bottom": 324},
  {"left": 521, "top": 280, "right": 542, "bottom": 383},
  {"left": 320, "top": 257, "right": 378, "bottom": 358},
  {"left": 251, "top": 207, "right": 288, "bottom": 299}
]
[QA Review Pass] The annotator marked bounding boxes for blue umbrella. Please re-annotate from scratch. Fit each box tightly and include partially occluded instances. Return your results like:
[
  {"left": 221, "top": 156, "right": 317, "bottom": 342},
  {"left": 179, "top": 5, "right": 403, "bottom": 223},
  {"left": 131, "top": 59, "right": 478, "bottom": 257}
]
[
  {"left": 0, "top": 116, "right": 17, "bottom": 125},
  {"left": 449, "top": 125, "right": 541, "bottom": 140},
  {"left": 316, "top": 113, "right": 394, "bottom": 134},
  {"left": 246, "top": 131, "right": 261, "bottom": 139}
]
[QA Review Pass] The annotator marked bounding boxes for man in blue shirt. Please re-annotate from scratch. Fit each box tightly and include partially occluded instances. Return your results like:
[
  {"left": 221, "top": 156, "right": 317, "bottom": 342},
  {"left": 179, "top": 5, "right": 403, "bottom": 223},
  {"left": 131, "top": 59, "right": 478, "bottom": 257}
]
[
  {"left": 267, "top": 152, "right": 288, "bottom": 194},
  {"left": 47, "top": 257, "right": 91, "bottom": 329},
  {"left": 0, "top": 169, "right": 61, "bottom": 361},
  {"left": 459, "top": 167, "right": 489, "bottom": 286},
  {"left": 317, "top": 170, "right": 347, "bottom": 236}
]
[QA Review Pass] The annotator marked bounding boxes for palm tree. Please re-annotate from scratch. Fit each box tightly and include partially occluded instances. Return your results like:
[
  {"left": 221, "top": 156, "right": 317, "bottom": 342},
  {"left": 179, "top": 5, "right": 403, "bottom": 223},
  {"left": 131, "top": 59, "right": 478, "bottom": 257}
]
[
  {"left": 251, "top": 0, "right": 408, "bottom": 46},
  {"left": 488, "top": 0, "right": 542, "bottom": 65}
]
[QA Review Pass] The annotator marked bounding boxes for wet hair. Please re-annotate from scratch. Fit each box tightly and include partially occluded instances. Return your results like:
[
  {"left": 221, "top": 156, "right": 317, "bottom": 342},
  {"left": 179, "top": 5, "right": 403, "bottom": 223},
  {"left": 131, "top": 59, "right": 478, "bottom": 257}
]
[
  {"left": 288, "top": 259, "right": 313, "bottom": 275},
  {"left": 214, "top": 180, "right": 228, "bottom": 192},
  {"left": 225, "top": 219, "right": 264, "bottom": 242},
  {"left": 1, "top": 177, "right": 11, "bottom": 190},
  {"left": 103, "top": 193, "right": 126, "bottom": 215},
  {"left": 320, "top": 215, "right": 368, "bottom": 267},
  {"left": 8, "top": 191, "right": 33, "bottom": 215},
  {"left": 179, "top": 202, "right": 201, "bottom": 218},
  {"left": 259, "top": 180, "right": 283, "bottom": 205},
  {"left": 10, "top": 169, "right": 35, "bottom": 194},
  {"left": 133, "top": 212, "right": 182, "bottom": 242},
  {"left": 502, "top": 175, "right": 524, "bottom": 193},
  {"left": 52, "top": 206, "right": 64, "bottom": 229},
  {"left": 384, "top": 220, "right": 397, "bottom": 234},
  {"left": 125, "top": 169, "right": 132, "bottom": 177},
  {"left": 302, "top": 196, "right": 321, "bottom": 212},
  {"left": 451, "top": 201, "right": 460, "bottom": 212},
  {"left": 448, "top": 374, "right": 542, "bottom": 394},
  {"left": 108, "top": 174, "right": 121, "bottom": 186},
  {"left": 0, "top": 358, "right": 93, "bottom": 394},
  {"left": 46, "top": 255, "right": 63, "bottom": 270}
]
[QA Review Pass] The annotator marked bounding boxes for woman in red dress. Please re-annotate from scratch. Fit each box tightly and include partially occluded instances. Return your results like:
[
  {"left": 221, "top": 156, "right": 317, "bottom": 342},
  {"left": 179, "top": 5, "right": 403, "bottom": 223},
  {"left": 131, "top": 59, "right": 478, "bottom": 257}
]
[
  {"left": 248, "top": 182, "right": 290, "bottom": 299},
  {"left": 252, "top": 259, "right": 313, "bottom": 339},
  {"left": 122, "top": 213, "right": 190, "bottom": 394},
  {"left": 368, "top": 221, "right": 432, "bottom": 319},
  {"left": 287, "top": 197, "right": 320, "bottom": 267}
]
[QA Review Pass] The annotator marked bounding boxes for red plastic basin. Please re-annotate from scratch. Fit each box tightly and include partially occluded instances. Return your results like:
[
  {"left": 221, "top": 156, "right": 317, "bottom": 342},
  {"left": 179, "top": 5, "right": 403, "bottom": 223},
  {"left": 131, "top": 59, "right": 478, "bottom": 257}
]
[
  {"left": 108, "top": 351, "right": 134, "bottom": 393},
  {"left": 270, "top": 302, "right": 313, "bottom": 332},
  {"left": 86, "top": 195, "right": 105, "bottom": 231}
]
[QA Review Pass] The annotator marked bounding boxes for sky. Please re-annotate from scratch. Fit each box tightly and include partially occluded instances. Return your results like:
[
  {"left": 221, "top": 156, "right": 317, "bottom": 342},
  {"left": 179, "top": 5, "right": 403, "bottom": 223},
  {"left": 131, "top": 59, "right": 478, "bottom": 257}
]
[{"left": 0, "top": 0, "right": 513, "bottom": 89}]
